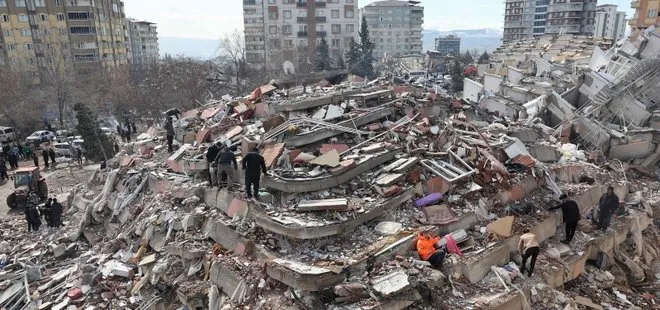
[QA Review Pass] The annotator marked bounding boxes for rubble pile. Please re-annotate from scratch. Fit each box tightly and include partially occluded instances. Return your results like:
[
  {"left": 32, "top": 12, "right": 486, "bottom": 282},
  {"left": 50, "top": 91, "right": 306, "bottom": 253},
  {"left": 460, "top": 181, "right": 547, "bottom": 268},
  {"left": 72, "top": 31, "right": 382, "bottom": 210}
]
[{"left": 1, "top": 30, "right": 660, "bottom": 310}]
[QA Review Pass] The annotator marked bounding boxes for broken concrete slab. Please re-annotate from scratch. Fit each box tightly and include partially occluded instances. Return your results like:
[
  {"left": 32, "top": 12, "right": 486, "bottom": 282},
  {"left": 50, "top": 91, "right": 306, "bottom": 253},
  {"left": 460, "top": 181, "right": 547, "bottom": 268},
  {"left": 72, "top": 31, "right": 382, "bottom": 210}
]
[
  {"left": 371, "top": 271, "right": 410, "bottom": 297},
  {"left": 309, "top": 149, "right": 340, "bottom": 168},
  {"left": 296, "top": 199, "right": 349, "bottom": 212},
  {"left": 375, "top": 173, "right": 404, "bottom": 187},
  {"left": 486, "top": 216, "right": 514, "bottom": 238}
]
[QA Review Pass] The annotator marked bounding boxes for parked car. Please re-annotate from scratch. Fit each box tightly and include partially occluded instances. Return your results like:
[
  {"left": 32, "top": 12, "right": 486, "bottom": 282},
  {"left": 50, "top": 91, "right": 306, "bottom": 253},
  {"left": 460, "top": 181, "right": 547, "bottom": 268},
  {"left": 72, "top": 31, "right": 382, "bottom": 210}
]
[
  {"left": 100, "top": 127, "right": 114, "bottom": 136},
  {"left": 0, "top": 126, "right": 16, "bottom": 144},
  {"left": 26, "top": 131, "right": 55, "bottom": 145},
  {"left": 53, "top": 142, "right": 72, "bottom": 157},
  {"left": 66, "top": 135, "right": 82, "bottom": 143}
]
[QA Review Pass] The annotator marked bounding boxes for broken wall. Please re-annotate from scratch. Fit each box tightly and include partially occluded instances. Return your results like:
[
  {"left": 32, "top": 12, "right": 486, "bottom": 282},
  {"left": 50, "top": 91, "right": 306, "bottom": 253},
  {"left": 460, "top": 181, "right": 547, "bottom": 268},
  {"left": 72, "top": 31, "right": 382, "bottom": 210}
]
[
  {"left": 463, "top": 78, "right": 484, "bottom": 103},
  {"left": 484, "top": 73, "right": 504, "bottom": 94}
]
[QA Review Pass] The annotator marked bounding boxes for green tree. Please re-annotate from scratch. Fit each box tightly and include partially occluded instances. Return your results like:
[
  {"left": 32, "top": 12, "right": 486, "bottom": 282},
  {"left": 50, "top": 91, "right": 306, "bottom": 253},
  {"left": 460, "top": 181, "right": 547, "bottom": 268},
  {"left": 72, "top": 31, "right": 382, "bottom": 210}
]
[
  {"left": 478, "top": 51, "right": 490, "bottom": 64},
  {"left": 337, "top": 54, "right": 346, "bottom": 69},
  {"left": 344, "top": 16, "right": 375, "bottom": 78},
  {"left": 315, "top": 36, "right": 332, "bottom": 71},
  {"left": 461, "top": 51, "right": 474, "bottom": 65},
  {"left": 345, "top": 38, "right": 360, "bottom": 70},
  {"left": 74, "top": 102, "right": 115, "bottom": 162},
  {"left": 451, "top": 59, "right": 464, "bottom": 92}
]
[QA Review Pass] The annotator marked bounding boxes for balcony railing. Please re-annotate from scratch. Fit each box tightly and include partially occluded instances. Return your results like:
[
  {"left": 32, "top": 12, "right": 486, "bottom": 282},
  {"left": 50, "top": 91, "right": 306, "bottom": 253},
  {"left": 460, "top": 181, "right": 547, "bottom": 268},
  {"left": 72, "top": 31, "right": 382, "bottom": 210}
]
[
  {"left": 631, "top": 1, "right": 640, "bottom": 9},
  {"left": 297, "top": 31, "right": 308, "bottom": 37},
  {"left": 296, "top": 1, "right": 326, "bottom": 8},
  {"left": 244, "top": 0, "right": 256, "bottom": 5}
]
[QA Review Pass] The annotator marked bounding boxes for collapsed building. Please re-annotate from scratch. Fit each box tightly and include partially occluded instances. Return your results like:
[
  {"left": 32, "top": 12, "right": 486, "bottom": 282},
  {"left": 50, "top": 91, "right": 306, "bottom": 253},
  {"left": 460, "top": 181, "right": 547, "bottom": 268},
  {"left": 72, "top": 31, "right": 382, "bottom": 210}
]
[{"left": 0, "top": 31, "right": 659, "bottom": 310}]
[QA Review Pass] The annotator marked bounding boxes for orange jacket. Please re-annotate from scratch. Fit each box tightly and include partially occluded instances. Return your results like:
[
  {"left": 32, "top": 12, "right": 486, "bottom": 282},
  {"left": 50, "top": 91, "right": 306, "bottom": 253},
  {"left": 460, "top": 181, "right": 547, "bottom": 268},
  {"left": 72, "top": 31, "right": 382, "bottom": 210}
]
[{"left": 416, "top": 233, "right": 440, "bottom": 261}]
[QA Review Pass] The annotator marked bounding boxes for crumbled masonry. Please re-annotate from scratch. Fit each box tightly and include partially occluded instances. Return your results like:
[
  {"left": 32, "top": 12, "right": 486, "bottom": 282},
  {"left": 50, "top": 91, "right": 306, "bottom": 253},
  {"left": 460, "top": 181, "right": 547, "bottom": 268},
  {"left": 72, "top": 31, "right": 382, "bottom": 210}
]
[{"left": 2, "top": 29, "right": 660, "bottom": 310}]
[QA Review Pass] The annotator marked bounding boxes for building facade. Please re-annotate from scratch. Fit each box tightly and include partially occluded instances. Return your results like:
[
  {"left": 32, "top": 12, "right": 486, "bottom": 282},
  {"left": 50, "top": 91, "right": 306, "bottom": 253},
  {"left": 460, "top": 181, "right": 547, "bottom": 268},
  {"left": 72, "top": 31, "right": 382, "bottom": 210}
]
[
  {"left": 594, "top": 4, "right": 626, "bottom": 41},
  {"left": 504, "top": 0, "right": 597, "bottom": 43},
  {"left": 359, "top": 0, "right": 423, "bottom": 60},
  {"left": 243, "top": 0, "right": 359, "bottom": 74},
  {"left": 435, "top": 34, "right": 460, "bottom": 56},
  {"left": 125, "top": 19, "right": 159, "bottom": 67},
  {"left": 0, "top": 0, "right": 128, "bottom": 75},
  {"left": 630, "top": 0, "right": 660, "bottom": 34}
]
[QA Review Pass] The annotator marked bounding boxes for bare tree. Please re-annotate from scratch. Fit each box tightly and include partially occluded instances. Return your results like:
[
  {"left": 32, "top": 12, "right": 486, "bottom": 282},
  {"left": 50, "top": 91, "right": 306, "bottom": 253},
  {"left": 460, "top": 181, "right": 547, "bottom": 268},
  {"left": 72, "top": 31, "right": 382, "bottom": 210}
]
[
  {"left": 220, "top": 29, "right": 247, "bottom": 96},
  {"left": 0, "top": 69, "right": 45, "bottom": 137},
  {"left": 38, "top": 36, "right": 76, "bottom": 130}
]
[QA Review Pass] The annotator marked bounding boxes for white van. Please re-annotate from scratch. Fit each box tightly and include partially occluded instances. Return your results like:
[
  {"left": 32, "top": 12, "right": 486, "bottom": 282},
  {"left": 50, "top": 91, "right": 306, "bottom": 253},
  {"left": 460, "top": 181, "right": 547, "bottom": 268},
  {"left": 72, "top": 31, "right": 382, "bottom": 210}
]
[
  {"left": 53, "top": 143, "right": 72, "bottom": 157},
  {"left": 0, "top": 127, "right": 15, "bottom": 143}
]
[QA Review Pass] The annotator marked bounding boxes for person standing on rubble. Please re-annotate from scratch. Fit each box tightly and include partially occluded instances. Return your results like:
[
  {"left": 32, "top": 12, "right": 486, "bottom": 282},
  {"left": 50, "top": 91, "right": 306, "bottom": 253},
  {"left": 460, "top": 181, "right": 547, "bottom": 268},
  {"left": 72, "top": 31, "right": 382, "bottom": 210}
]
[
  {"left": 25, "top": 202, "right": 41, "bottom": 232},
  {"left": 32, "top": 153, "right": 39, "bottom": 168},
  {"left": 215, "top": 145, "right": 238, "bottom": 189},
  {"left": 597, "top": 186, "right": 619, "bottom": 232},
  {"left": 42, "top": 148, "right": 49, "bottom": 169},
  {"left": 0, "top": 157, "right": 7, "bottom": 181},
  {"left": 41, "top": 198, "right": 53, "bottom": 227},
  {"left": 416, "top": 230, "right": 446, "bottom": 269},
  {"left": 164, "top": 117, "right": 175, "bottom": 153},
  {"left": 48, "top": 147, "right": 56, "bottom": 167},
  {"left": 518, "top": 229, "right": 540, "bottom": 277},
  {"left": 206, "top": 142, "right": 221, "bottom": 186},
  {"left": 51, "top": 198, "right": 64, "bottom": 228},
  {"left": 549, "top": 194, "right": 580, "bottom": 244},
  {"left": 242, "top": 146, "right": 267, "bottom": 200}
]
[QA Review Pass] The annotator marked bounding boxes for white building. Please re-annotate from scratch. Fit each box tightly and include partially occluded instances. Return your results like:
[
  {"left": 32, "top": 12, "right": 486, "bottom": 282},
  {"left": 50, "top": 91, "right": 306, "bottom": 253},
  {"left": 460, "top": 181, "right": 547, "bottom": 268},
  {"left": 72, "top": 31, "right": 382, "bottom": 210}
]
[
  {"left": 594, "top": 4, "right": 627, "bottom": 41},
  {"left": 243, "top": 0, "right": 359, "bottom": 74},
  {"left": 359, "top": 0, "right": 424, "bottom": 60},
  {"left": 125, "top": 19, "right": 159, "bottom": 67}
]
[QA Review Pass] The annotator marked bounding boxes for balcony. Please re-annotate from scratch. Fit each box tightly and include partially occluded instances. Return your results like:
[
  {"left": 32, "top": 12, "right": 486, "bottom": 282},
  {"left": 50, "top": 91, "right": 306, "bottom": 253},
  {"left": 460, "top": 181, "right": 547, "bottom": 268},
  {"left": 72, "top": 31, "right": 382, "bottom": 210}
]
[
  {"left": 297, "top": 31, "right": 308, "bottom": 37},
  {"left": 316, "top": 16, "right": 326, "bottom": 23},
  {"left": 296, "top": 1, "right": 326, "bottom": 8},
  {"left": 631, "top": 1, "right": 640, "bottom": 8},
  {"left": 243, "top": 0, "right": 256, "bottom": 5},
  {"left": 316, "top": 30, "right": 327, "bottom": 37},
  {"left": 297, "top": 17, "right": 307, "bottom": 22}
]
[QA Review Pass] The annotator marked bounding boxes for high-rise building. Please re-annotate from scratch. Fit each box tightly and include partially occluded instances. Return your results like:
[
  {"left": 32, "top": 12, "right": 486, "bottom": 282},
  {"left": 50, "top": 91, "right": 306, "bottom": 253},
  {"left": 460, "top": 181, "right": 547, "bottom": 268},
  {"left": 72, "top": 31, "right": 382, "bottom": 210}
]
[
  {"left": 630, "top": 0, "right": 660, "bottom": 34},
  {"left": 125, "top": 19, "right": 159, "bottom": 67},
  {"left": 0, "top": 0, "right": 128, "bottom": 75},
  {"left": 359, "top": 0, "right": 424, "bottom": 60},
  {"left": 435, "top": 34, "right": 460, "bottom": 56},
  {"left": 594, "top": 4, "right": 626, "bottom": 41},
  {"left": 503, "top": 0, "right": 597, "bottom": 43},
  {"left": 242, "top": 0, "right": 359, "bottom": 74}
]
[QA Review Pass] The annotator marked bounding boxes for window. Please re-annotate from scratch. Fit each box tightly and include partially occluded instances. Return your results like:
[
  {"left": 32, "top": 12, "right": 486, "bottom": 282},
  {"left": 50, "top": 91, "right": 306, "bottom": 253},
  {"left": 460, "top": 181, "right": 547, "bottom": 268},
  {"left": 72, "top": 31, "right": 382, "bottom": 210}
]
[
  {"left": 69, "top": 12, "right": 92, "bottom": 20},
  {"left": 2, "top": 29, "right": 10, "bottom": 36},
  {"left": 346, "top": 0, "right": 353, "bottom": 3},
  {"left": 331, "top": 38, "right": 340, "bottom": 47},
  {"left": 15, "top": 0, "right": 26, "bottom": 7},
  {"left": 331, "top": 24, "right": 341, "bottom": 34},
  {"left": 345, "top": 9, "right": 354, "bottom": 18},
  {"left": 24, "top": 43, "right": 32, "bottom": 50},
  {"left": 331, "top": 10, "right": 339, "bottom": 18},
  {"left": 70, "top": 26, "right": 93, "bottom": 34},
  {"left": 328, "top": 0, "right": 338, "bottom": 3},
  {"left": 57, "top": 13, "right": 65, "bottom": 21},
  {"left": 7, "top": 44, "right": 15, "bottom": 50},
  {"left": 34, "top": 0, "right": 45, "bottom": 6},
  {"left": 284, "top": 39, "right": 293, "bottom": 47},
  {"left": 1, "top": 14, "right": 8, "bottom": 22},
  {"left": 40, "top": 14, "right": 47, "bottom": 21},
  {"left": 74, "top": 54, "right": 97, "bottom": 62},
  {"left": 648, "top": 9, "right": 658, "bottom": 18},
  {"left": 269, "top": 11, "right": 278, "bottom": 19},
  {"left": 20, "top": 28, "right": 31, "bottom": 36},
  {"left": 0, "top": 0, "right": 5, "bottom": 7},
  {"left": 18, "top": 14, "right": 28, "bottom": 22},
  {"left": 283, "top": 0, "right": 294, "bottom": 3},
  {"left": 59, "top": 28, "right": 67, "bottom": 35},
  {"left": 282, "top": 24, "right": 292, "bottom": 35},
  {"left": 112, "top": 3, "right": 119, "bottom": 12},
  {"left": 283, "top": 10, "right": 291, "bottom": 19},
  {"left": 54, "top": 0, "right": 62, "bottom": 5},
  {"left": 346, "top": 24, "right": 354, "bottom": 33},
  {"left": 269, "top": 25, "right": 277, "bottom": 34},
  {"left": 268, "top": 0, "right": 276, "bottom": 3}
]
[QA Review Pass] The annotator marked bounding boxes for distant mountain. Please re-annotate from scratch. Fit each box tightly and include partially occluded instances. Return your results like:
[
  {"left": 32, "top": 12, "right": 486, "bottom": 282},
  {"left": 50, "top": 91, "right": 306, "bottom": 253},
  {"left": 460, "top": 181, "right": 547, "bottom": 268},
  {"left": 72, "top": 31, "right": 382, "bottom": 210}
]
[
  {"left": 423, "top": 28, "right": 503, "bottom": 54},
  {"left": 159, "top": 37, "right": 220, "bottom": 59}
]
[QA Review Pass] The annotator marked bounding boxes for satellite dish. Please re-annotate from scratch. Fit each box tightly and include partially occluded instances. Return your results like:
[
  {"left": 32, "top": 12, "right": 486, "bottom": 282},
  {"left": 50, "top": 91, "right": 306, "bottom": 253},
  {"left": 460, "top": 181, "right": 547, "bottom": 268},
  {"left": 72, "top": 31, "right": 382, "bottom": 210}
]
[{"left": 283, "top": 61, "right": 295, "bottom": 75}]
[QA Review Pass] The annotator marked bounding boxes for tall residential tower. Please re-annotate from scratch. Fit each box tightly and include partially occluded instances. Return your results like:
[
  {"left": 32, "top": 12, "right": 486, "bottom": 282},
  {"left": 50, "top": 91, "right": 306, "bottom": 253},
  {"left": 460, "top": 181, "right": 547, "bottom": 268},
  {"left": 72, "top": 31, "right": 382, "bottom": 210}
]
[
  {"left": 125, "top": 18, "right": 159, "bottom": 67},
  {"left": 594, "top": 4, "right": 626, "bottom": 41},
  {"left": 630, "top": 0, "right": 660, "bottom": 34},
  {"left": 504, "top": 0, "right": 597, "bottom": 43},
  {"left": 359, "top": 0, "right": 423, "bottom": 60}
]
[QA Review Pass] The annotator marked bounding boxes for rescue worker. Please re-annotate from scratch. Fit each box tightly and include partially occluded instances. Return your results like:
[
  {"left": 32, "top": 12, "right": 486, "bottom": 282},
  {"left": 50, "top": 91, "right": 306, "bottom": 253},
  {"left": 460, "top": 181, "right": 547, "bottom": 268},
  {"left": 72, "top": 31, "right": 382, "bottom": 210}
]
[
  {"left": 23, "top": 144, "right": 31, "bottom": 159},
  {"left": 48, "top": 148, "right": 56, "bottom": 166},
  {"left": 416, "top": 230, "right": 446, "bottom": 269},
  {"left": 125, "top": 124, "right": 132, "bottom": 143},
  {"left": 17, "top": 142, "right": 24, "bottom": 159},
  {"left": 205, "top": 142, "right": 221, "bottom": 186},
  {"left": 51, "top": 198, "right": 63, "bottom": 228},
  {"left": 25, "top": 203, "right": 41, "bottom": 232},
  {"left": 32, "top": 153, "right": 39, "bottom": 168},
  {"left": 549, "top": 194, "right": 580, "bottom": 244},
  {"left": 42, "top": 148, "right": 50, "bottom": 169},
  {"left": 214, "top": 145, "right": 237, "bottom": 189},
  {"left": 164, "top": 117, "right": 175, "bottom": 153},
  {"left": 41, "top": 198, "right": 53, "bottom": 227},
  {"left": 518, "top": 229, "right": 540, "bottom": 277},
  {"left": 241, "top": 146, "right": 267, "bottom": 200},
  {"left": 0, "top": 158, "right": 7, "bottom": 181},
  {"left": 597, "top": 186, "right": 619, "bottom": 231},
  {"left": 76, "top": 147, "right": 83, "bottom": 166},
  {"left": 9, "top": 144, "right": 19, "bottom": 169}
]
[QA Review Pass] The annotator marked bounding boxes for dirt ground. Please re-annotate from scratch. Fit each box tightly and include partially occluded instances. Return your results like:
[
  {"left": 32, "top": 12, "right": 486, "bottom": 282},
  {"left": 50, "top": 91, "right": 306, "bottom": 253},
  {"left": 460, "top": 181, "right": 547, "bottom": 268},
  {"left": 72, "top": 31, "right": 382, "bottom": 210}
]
[{"left": 0, "top": 158, "right": 99, "bottom": 218}]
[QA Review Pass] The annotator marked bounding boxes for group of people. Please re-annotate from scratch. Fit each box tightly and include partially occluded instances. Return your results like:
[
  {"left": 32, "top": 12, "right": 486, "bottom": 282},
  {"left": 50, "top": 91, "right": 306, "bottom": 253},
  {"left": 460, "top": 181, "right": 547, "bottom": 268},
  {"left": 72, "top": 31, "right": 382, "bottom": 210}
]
[
  {"left": 117, "top": 122, "right": 137, "bottom": 144},
  {"left": 415, "top": 185, "right": 621, "bottom": 277},
  {"left": 25, "top": 197, "right": 63, "bottom": 232},
  {"left": 3, "top": 143, "right": 27, "bottom": 169},
  {"left": 205, "top": 142, "right": 268, "bottom": 200}
]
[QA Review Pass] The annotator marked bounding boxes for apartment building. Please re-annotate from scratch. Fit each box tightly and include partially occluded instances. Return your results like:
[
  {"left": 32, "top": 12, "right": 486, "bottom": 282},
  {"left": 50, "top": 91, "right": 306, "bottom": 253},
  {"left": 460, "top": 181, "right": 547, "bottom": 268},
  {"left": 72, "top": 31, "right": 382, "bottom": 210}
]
[
  {"left": 359, "top": 0, "right": 424, "bottom": 60},
  {"left": 0, "top": 0, "right": 128, "bottom": 76},
  {"left": 125, "top": 18, "right": 159, "bottom": 67},
  {"left": 243, "top": 0, "right": 359, "bottom": 73},
  {"left": 504, "top": 0, "right": 597, "bottom": 43},
  {"left": 435, "top": 34, "right": 460, "bottom": 56},
  {"left": 630, "top": 0, "right": 660, "bottom": 34},
  {"left": 594, "top": 4, "right": 626, "bottom": 41}
]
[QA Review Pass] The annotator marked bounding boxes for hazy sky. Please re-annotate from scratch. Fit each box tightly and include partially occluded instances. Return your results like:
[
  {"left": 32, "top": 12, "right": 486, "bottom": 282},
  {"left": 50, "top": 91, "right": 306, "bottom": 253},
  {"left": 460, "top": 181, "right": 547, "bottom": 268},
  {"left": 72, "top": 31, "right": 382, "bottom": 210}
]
[{"left": 123, "top": 0, "right": 635, "bottom": 40}]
